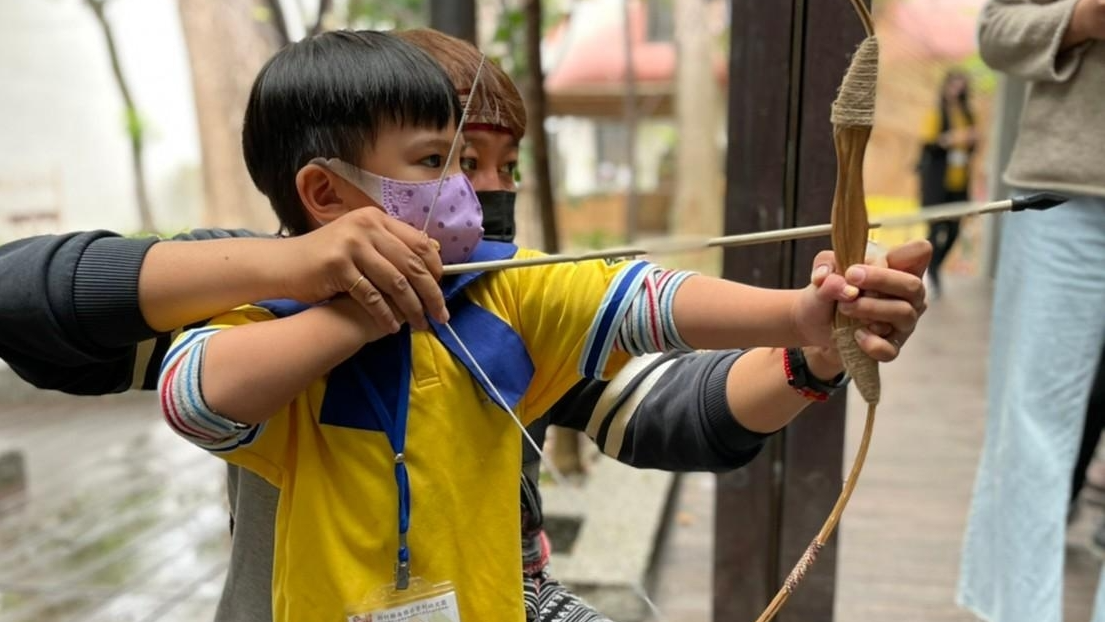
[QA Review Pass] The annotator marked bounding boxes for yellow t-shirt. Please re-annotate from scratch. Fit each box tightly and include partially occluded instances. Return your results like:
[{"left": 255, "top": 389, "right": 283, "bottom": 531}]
[{"left": 194, "top": 248, "right": 638, "bottom": 621}]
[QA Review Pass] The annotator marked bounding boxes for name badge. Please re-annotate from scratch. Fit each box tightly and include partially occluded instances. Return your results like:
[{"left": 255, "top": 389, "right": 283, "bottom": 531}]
[{"left": 346, "top": 578, "right": 461, "bottom": 622}]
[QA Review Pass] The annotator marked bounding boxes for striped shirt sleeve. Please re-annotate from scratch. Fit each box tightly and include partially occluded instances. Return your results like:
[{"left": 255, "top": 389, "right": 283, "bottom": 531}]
[
  {"left": 504, "top": 251, "right": 698, "bottom": 422},
  {"left": 158, "top": 326, "right": 263, "bottom": 452},
  {"left": 548, "top": 350, "right": 772, "bottom": 471},
  {"left": 580, "top": 263, "right": 695, "bottom": 378},
  {"left": 610, "top": 266, "right": 695, "bottom": 357},
  {"left": 578, "top": 260, "right": 652, "bottom": 379}
]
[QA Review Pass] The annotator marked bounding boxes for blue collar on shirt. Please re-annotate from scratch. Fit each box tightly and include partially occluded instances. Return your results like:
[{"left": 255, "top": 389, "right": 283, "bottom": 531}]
[{"left": 254, "top": 240, "right": 535, "bottom": 432}]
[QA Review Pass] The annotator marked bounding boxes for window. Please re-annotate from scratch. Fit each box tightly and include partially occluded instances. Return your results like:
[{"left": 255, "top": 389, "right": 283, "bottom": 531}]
[
  {"left": 646, "top": 0, "right": 674, "bottom": 42},
  {"left": 595, "top": 121, "right": 631, "bottom": 189}
]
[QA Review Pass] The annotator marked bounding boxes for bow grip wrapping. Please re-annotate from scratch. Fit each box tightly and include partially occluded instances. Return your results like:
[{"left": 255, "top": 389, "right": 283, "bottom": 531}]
[
  {"left": 829, "top": 36, "right": 880, "bottom": 406},
  {"left": 752, "top": 27, "right": 881, "bottom": 622}
]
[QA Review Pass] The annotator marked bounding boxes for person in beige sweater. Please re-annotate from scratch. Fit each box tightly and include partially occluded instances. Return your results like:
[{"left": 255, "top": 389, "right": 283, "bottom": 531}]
[{"left": 959, "top": 1, "right": 1105, "bottom": 621}]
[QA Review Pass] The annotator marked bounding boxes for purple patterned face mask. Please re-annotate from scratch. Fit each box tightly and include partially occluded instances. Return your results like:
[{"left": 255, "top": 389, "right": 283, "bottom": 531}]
[{"left": 313, "top": 158, "right": 485, "bottom": 264}]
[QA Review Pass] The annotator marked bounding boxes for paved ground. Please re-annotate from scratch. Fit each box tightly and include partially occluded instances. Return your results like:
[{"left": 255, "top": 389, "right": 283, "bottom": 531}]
[
  {"left": 2, "top": 272, "right": 1103, "bottom": 621},
  {"left": 0, "top": 394, "right": 228, "bottom": 621}
]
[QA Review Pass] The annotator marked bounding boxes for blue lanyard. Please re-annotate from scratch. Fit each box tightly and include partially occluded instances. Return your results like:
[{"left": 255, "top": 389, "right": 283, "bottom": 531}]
[{"left": 352, "top": 338, "right": 413, "bottom": 589}]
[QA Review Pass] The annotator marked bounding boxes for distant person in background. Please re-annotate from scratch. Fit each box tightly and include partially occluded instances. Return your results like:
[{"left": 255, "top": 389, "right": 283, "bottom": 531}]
[{"left": 917, "top": 69, "right": 977, "bottom": 298}]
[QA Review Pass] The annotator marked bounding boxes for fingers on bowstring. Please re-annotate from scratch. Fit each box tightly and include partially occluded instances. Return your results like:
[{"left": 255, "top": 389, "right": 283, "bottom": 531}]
[
  {"left": 354, "top": 249, "right": 430, "bottom": 331},
  {"left": 380, "top": 221, "right": 450, "bottom": 326},
  {"left": 389, "top": 219, "right": 445, "bottom": 281},
  {"left": 341, "top": 226, "right": 422, "bottom": 330}
]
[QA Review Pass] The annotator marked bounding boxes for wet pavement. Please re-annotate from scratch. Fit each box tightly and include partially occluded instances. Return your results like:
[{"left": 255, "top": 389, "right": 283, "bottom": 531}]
[{"left": 0, "top": 394, "right": 229, "bottom": 622}]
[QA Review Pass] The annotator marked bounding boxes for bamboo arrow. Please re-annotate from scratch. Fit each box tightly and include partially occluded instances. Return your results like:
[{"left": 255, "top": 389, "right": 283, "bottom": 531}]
[{"left": 443, "top": 193, "right": 1065, "bottom": 276}]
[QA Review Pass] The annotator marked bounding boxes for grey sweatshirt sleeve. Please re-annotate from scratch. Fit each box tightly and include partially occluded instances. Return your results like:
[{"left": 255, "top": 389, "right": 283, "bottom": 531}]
[
  {"left": 0, "top": 231, "right": 155, "bottom": 394},
  {"left": 0, "top": 228, "right": 258, "bottom": 395},
  {"left": 546, "top": 350, "right": 773, "bottom": 472},
  {"left": 978, "top": 0, "right": 1092, "bottom": 82}
]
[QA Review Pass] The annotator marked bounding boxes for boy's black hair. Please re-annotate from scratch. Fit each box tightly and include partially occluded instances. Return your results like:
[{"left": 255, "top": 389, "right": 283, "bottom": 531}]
[{"left": 242, "top": 30, "right": 462, "bottom": 235}]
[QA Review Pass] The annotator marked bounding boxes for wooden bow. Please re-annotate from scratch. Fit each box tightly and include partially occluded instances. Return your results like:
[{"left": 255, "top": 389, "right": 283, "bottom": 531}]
[{"left": 753, "top": 1, "right": 879, "bottom": 620}]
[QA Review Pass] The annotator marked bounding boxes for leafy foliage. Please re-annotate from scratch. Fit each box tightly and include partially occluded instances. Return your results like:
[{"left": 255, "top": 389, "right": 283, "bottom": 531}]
[
  {"left": 491, "top": 5, "right": 527, "bottom": 77},
  {"left": 124, "top": 106, "right": 145, "bottom": 142},
  {"left": 346, "top": 0, "right": 428, "bottom": 30}
]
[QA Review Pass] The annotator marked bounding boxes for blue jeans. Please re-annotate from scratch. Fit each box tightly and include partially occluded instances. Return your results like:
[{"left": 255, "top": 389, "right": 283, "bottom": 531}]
[{"left": 958, "top": 193, "right": 1105, "bottom": 622}]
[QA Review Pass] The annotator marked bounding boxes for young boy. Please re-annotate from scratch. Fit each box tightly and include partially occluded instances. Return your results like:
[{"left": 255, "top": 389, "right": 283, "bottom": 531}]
[
  {"left": 159, "top": 30, "right": 923, "bottom": 620},
  {"left": 212, "top": 28, "right": 928, "bottom": 622}
]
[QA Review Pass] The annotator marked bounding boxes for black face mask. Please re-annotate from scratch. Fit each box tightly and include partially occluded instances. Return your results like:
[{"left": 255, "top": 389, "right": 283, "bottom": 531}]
[{"left": 476, "top": 190, "right": 517, "bottom": 243}]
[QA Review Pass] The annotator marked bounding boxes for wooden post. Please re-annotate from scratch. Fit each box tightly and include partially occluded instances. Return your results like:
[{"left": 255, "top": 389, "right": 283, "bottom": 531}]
[
  {"left": 714, "top": 2, "right": 867, "bottom": 620},
  {"left": 429, "top": 0, "right": 477, "bottom": 44}
]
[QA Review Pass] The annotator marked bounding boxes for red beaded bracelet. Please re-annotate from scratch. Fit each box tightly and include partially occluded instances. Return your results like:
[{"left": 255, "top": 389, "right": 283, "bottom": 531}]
[{"left": 782, "top": 348, "right": 832, "bottom": 402}]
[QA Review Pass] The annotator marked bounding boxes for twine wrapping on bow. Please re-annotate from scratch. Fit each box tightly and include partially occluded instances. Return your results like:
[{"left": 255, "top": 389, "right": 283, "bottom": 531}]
[{"left": 753, "top": 1, "right": 879, "bottom": 621}]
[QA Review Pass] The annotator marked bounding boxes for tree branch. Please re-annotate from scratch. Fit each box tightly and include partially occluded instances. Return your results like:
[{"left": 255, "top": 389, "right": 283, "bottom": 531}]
[
  {"left": 261, "top": 0, "right": 292, "bottom": 46},
  {"left": 522, "top": 0, "right": 559, "bottom": 253},
  {"left": 310, "top": 0, "right": 333, "bottom": 36},
  {"left": 82, "top": 0, "right": 155, "bottom": 231}
]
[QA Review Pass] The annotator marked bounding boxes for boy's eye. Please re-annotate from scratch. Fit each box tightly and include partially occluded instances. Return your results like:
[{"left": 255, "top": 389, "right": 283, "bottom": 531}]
[
  {"left": 460, "top": 157, "right": 478, "bottom": 173},
  {"left": 499, "top": 161, "right": 518, "bottom": 177},
  {"left": 419, "top": 154, "right": 444, "bottom": 168}
]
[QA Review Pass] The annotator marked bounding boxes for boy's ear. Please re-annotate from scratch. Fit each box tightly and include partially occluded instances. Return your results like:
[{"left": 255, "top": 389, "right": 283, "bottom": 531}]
[{"left": 296, "top": 163, "right": 355, "bottom": 226}]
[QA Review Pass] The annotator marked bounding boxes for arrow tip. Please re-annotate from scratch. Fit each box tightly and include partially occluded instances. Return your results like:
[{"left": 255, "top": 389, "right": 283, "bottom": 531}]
[{"left": 1010, "top": 192, "right": 1068, "bottom": 211}]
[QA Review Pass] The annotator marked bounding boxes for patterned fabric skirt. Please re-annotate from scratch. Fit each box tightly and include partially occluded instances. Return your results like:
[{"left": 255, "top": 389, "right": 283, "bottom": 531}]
[{"left": 523, "top": 569, "right": 614, "bottom": 622}]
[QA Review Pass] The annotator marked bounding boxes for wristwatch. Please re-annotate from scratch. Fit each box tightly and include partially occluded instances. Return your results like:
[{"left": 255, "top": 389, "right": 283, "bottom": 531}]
[{"left": 783, "top": 347, "right": 849, "bottom": 402}]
